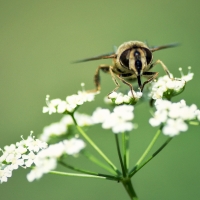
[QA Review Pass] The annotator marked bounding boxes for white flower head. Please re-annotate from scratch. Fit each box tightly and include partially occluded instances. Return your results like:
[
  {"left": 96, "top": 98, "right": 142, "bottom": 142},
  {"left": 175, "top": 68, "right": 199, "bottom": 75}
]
[
  {"left": 63, "top": 138, "right": 85, "bottom": 155},
  {"left": 74, "top": 112, "right": 93, "bottom": 126},
  {"left": 43, "top": 95, "right": 61, "bottom": 115},
  {"left": 92, "top": 107, "right": 111, "bottom": 124},
  {"left": 149, "top": 99, "right": 199, "bottom": 137},
  {"left": 0, "top": 166, "right": 12, "bottom": 183},
  {"left": 149, "top": 67, "right": 194, "bottom": 100},
  {"left": 107, "top": 90, "right": 142, "bottom": 105},
  {"left": 96, "top": 105, "right": 135, "bottom": 133},
  {"left": 43, "top": 84, "right": 99, "bottom": 115},
  {"left": 39, "top": 122, "right": 68, "bottom": 142}
]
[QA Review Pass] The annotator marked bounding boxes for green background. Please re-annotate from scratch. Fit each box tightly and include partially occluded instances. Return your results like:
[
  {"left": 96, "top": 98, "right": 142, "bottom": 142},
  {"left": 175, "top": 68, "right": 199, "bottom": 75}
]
[{"left": 0, "top": 0, "right": 200, "bottom": 199}]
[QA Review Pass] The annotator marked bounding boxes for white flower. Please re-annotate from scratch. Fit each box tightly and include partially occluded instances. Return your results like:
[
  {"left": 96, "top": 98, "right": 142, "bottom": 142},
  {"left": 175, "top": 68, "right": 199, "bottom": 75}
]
[
  {"left": 92, "top": 108, "right": 111, "bottom": 124},
  {"left": 43, "top": 96, "right": 61, "bottom": 115},
  {"left": 149, "top": 110, "right": 168, "bottom": 127},
  {"left": 57, "top": 101, "right": 68, "bottom": 113},
  {"left": 113, "top": 105, "right": 134, "bottom": 121},
  {"left": 4, "top": 144, "right": 16, "bottom": 154},
  {"left": 66, "top": 94, "right": 84, "bottom": 107},
  {"left": 149, "top": 67, "right": 193, "bottom": 100},
  {"left": 108, "top": 92, "right": 118, "bottom": 99},
  {"left": 112, "top": 122, "right": 134, "bottom": 133},
  {"left": 74, "top": 112, "right": 93, "bottom": 126},
  {"left": 77, "top": 90, "right": 95, "bottom": 102},
  {"left": 26, "top": 137, "right": 47, "bottom": 153},
  {"left": 162, "top": 118, "right": 188, "bottom": 137},
  {"left": 22, "top": 151, "right": 37, "bottom": 167},
  {"left": 107, "top": 90, "right": 142, "bottom": 105},
  {"left": 128, "top": 90, "right": 143, "bottom": 99},
  {"left": 0, "top": 166, "right": 12, "bottom": 183},
  {"left": 149, "top": 99, "right": 199, "bottom": 137},
  {"left": 60, "top": 115, "right": 73, "bottom": 126},
  {"left": 115, "top": 95, "right": 124, "bottom": 104},
  {"left": 40, "top": 122, "right": 67, "bottom": 142},
  {"left": 27, "top": 158, "right": 57, "bottom": 182},
  {"left": 98, "top": 105, "right": 135, "bottom": 133},
  {"left": 8, "top": 157, "right": 24, "bottom": 170},
  {"left": 63, "top": 138, "right": 85, "bottom": 155},
  {"left": 179, "top": 67, "right": 194, "bottom": 82},
  {"left": 123, "top": 95, "right": 131, "bottom": 103},
  {"left": 38, "top": 142, "right": 65, "bottom": 158}
]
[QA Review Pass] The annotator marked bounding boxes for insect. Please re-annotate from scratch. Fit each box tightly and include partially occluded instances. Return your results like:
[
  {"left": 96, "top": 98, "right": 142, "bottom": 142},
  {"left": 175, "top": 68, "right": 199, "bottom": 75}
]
[{"left": 75, "top": 41, "right": 177, "bottom": 97}]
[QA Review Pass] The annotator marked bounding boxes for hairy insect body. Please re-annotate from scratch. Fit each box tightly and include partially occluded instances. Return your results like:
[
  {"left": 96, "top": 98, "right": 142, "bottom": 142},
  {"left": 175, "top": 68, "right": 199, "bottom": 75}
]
[{"left": 75, "top": 40, "right": 177, "bottom": 97}]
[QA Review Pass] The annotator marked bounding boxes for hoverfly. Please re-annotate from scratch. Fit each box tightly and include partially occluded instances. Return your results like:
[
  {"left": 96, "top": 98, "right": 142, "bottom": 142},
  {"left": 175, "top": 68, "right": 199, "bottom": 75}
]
[{"left": 75, "top": 41, "right": 177, "bottom": 97}]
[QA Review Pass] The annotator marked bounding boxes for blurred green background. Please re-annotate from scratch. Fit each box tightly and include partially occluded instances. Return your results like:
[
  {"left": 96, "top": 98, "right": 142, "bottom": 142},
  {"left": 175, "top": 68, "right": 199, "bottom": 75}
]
[{"left": 0, "top": 0, "right": 200, "bottom": 199}]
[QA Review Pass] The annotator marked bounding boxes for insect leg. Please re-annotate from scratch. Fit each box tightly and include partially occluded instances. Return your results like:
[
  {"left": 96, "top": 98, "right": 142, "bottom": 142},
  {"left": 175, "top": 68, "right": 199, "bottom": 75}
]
[
  {"left": 141, "top": 71, "right": 159, "bottom": 91},
  {"left": 117, "top": 75, "right": 136, "bottom": 98},
  {"left": 106, "top": 67, "right": 121, "bottom": 96},
  {"left": 89, "top": 64, "right": 110, "bottom": 93},
  {"left": 150, "top": 60, "right": 172, "bottom": 78}
]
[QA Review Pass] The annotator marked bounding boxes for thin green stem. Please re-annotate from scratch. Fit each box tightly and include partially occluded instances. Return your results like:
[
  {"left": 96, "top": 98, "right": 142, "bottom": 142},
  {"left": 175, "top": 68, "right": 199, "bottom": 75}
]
[
  {"left": 49, "top": 170, "right": 114, "bottom": 180},
  {"left": 71, "top": 114, "right": 121, "bottom": 176},
  {"left": 122, "top": 132, "right": 129, "bottom": 173},
  {"left": 129, "top": 128, "right": 161, "bottom": 176},
  {"left": 115, "top": 134, "right": 126, "bottom": 177},
  {"left": 82, "top": 150, "right": 117, "bottom": 175},
  {"left": 59, "top": 160, "right": 119, "bottom": 181},
  {"left": 189, "top": 121, "right": 199, "bottom": 125},
  {"left": 130, "top": 137, "right": 172, "bottom": 176}
]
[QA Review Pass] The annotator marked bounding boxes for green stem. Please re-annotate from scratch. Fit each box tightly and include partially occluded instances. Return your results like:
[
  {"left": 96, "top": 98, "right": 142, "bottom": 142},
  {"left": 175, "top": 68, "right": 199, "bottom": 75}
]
[
  {"left": 115, "top": 134, "right": 126, "bottom": 177},
  {"left": 82, "top": 150, "right": 117, "bottom": 175},
  {"left": 130, "top": 137, "right": 172, "bottom": 176},
  {"left": 189, "top": 121, "right": 199, "bottom": 125},
  {"left": 122, "top": 178, "right": 138, "bottom": 200},
  {"left": 59, "top": 160, "right": 119, "bottom": 181},
  {"left": 71, "top": 114, "right": 121, "bottom": 176},
  {"left": 129, "top": 128, "right": 161, "bottom": 176},
  {"left": 122, "top": 132, "right": 129, "bottom": 173},
  {"left": 49, "top": 170, "right": 115, "bottom": 180}
]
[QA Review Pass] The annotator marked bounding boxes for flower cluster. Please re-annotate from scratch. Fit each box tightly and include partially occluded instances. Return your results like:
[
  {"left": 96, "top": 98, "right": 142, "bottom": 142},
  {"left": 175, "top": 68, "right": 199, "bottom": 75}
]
[
  {"left": 91, "top": 105, "right": 135, "bottom": 133},
  {"left": 0, "top": 133, "right": 47, "bottom": 183},
  {"left": 148, "top": 67, "right": 194, "bottom": 100},
  {"left": 43, "top": 83, "right": 98, "bottom": 115},
  {"left": 105, "top": 90, "right": 142, "bottom": 105},
  {"left": 27, "top": 138, "right": 85, "bottom": 182},
  {"left": 39, "top": 113, "right": 93, "bottom": 142},
  {"left": 149, "top": 99, "right": 200, "bottom": 136},
  {"left": 0, "top": 132, "right": 86, "bottom": 183}
]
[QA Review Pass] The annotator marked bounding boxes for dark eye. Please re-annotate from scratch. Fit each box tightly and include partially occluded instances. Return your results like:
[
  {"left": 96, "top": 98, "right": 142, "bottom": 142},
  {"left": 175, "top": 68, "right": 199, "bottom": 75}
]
[
  {"left": 119, "top": 49, "right": 130, "bottom": 68},
  {"left": 142, "top": 48, "right": 152, "bottom": 64}
]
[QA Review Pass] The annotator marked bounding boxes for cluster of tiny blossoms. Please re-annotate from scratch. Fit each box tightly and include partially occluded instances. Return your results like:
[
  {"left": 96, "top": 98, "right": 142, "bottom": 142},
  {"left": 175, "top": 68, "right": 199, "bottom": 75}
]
[
  {"left": 149, "top": 67, "right": 194, "bottom": 100},
  {"left": 27, "top": 137, "right": 85, "bottom": 182},
  {"left": 149, "top": 99, "right": 200, "bottom": 137},
  {"left": 39, "top": 113, "right": 93, "bottom": 142},
  {"left": 0, "top": 133, "right": 47, "bottom": 183},
  {"left": 43, "top": 83, "right": 98, "bottom": 115},
  {"left": 92, "top": 105, "right": 135, "bottom": 133},
  {"left": 0, "top": 132, "right": 86, "bottom": 183},
  {"left": 105, "top": 90, "right": 142, "bottom": 105}
]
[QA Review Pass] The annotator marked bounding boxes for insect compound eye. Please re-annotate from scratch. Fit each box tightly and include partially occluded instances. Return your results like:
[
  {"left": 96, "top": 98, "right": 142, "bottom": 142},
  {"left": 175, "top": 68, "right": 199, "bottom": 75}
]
[
  {"left": 142, "top": 48, "right": 152, "bottom": 64},
  {"left": 119, "top": 49, "right": 130, "bottom": 68}
]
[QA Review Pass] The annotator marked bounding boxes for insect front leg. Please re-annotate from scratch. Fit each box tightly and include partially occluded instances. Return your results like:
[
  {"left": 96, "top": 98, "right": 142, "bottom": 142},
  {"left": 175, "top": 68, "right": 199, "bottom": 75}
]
[
  {"left": 149, "top": 60, "right": 172, "bottom": 78},
  {"left": 141, "top": 71, "right": 159, "bottom": 91},
  {"left": 117, "top": 75, "right": 136, "bottom": 98}
]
